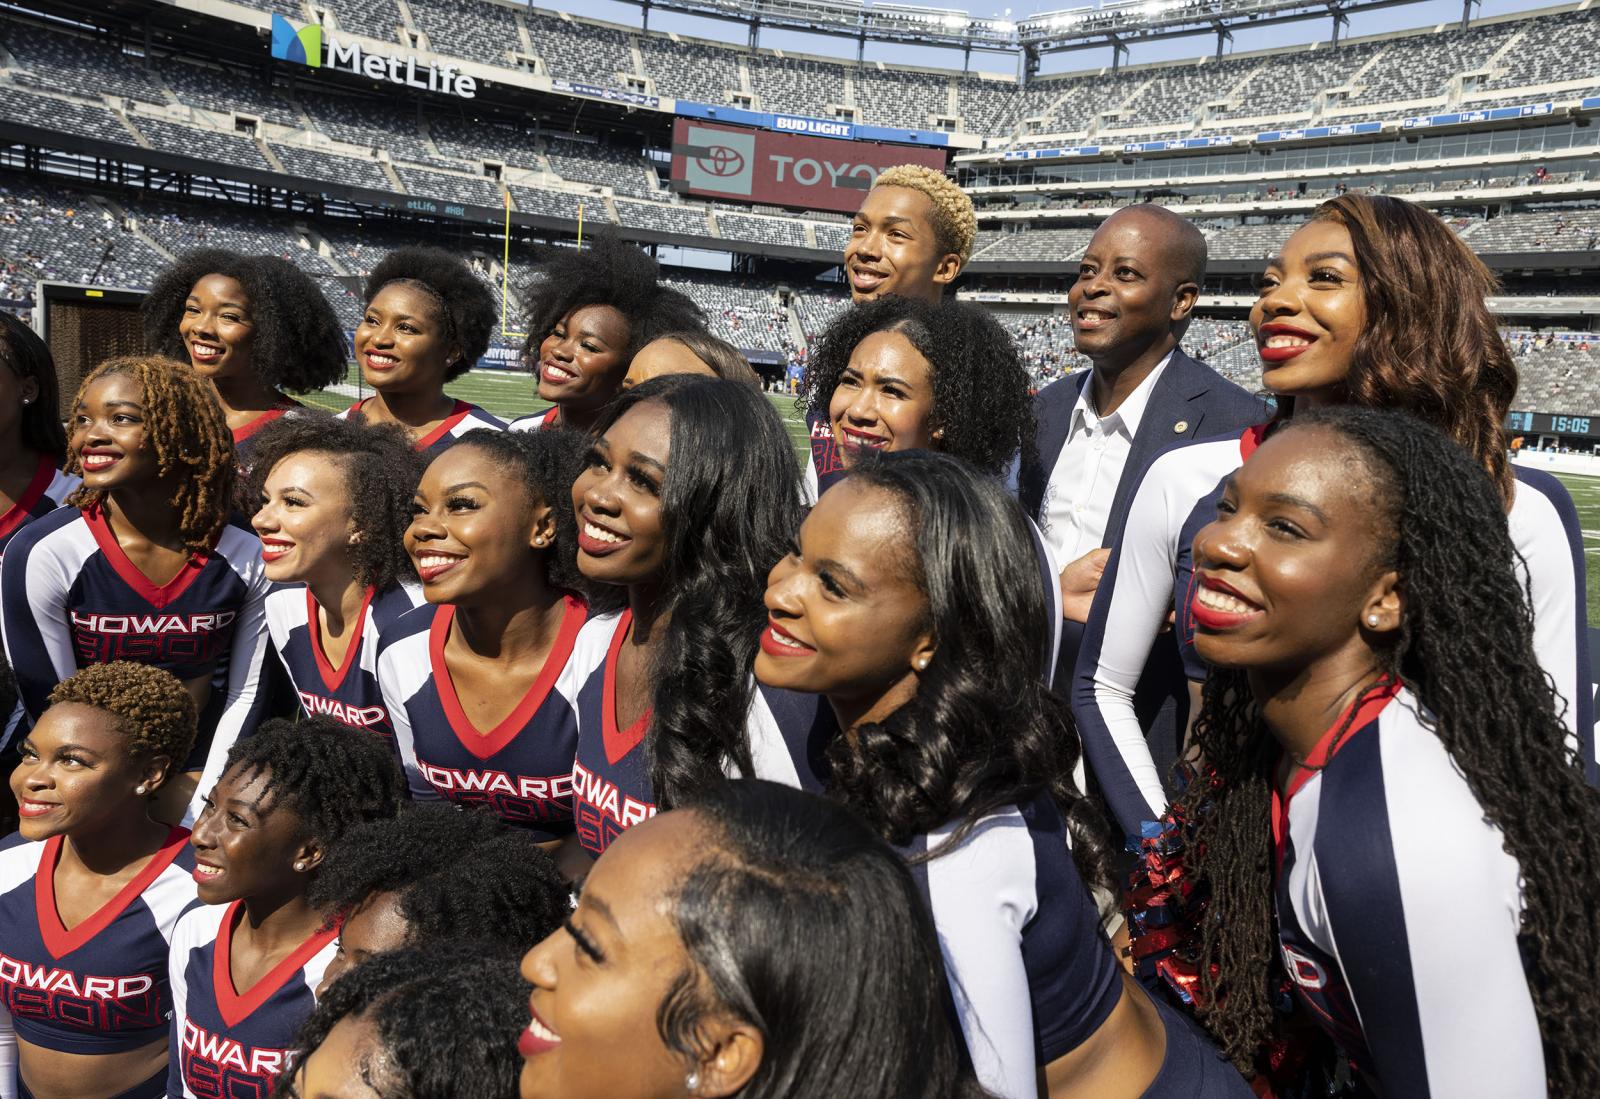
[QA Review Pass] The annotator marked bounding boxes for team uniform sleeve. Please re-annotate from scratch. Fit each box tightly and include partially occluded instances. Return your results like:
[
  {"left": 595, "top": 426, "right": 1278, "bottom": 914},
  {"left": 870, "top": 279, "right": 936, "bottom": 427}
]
[
  {"left": 1, "top": 521, "right": 80, "bottom": 722},
  {"left": 376, "top": 640, "right": 436, "bottom": 802},
  {"left": 1071, "top": 459, "right": 1181, "bottom": 837},
  {"left": 187, "top": 566, "right": 272, "bottom": 821}
]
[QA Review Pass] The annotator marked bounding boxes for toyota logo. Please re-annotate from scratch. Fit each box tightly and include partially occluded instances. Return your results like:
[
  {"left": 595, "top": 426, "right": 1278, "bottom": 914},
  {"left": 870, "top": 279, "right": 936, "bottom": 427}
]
[{"left": 695, "top": 145, "right": 745, "bottom": 177}]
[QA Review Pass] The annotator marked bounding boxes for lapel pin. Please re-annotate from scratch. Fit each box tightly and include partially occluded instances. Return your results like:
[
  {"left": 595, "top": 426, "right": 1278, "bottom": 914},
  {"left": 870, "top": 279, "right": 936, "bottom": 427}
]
[{"left": 1173, "top": 420, "right": 1189, "bottom": 434}]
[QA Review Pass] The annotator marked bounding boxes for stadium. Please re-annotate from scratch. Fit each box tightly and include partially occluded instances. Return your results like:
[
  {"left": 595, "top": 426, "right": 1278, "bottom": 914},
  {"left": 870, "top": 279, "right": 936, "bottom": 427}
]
[{"left": 1, "top": 0, "right": 1598, "bottom": 615}]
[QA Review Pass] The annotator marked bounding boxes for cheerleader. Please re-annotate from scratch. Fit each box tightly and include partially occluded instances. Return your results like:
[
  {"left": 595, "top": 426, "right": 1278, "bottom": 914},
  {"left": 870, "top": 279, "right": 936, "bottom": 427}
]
[
  {"left": 0, "top": 313, "right": 75, "bottom": 563},
  {"left": 0, "top": 356, "right": 270, "bottom": 787},
  {"left": 0, "top": 663, "right": 196, "bottom": 1099},
  {"left": 753, "top": 452, "right": 1249, "bottom": 1099},
  {"left": 1076, "top": 193, "right": 1594, "bottom": 840},
  {"left": 1169, "top": 406, "right": 1600, "bottom": 1095},
  {"left": 510, "top": 234, "right": 702, "bottom": 433},
  {"left": 140, "top": 249, "right": 345, "bottom": 459},
  {"left": 343, "top": 247, "right": 505, "bottom": 455},
  {"left": 376, "top": 429, "right": 591, "bottom": 838},
  {"left": 168, "top": 718, "right": 402, "bottom": 1099}
]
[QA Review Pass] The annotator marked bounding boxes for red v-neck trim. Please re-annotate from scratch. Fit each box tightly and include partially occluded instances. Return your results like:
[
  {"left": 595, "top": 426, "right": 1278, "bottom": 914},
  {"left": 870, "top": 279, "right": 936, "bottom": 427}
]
[
  {"left": 430, "top": 596, "right": 587, "bottom": 761},
  {"left": 0, "top": 456, "right": 57, "bottom": 545},
  {"left": 213, "top": 900, "right": 339, "bottom": 1029},
  {"left": 308, "top": 586, "right": 375, "bottom": 693},
  {"left": 413, "top": 401, "right": 473, "bottom": 452},
  {"left": 231, "top": 405, "right": 298, "bottom": 446},
  {"left": 83, "top": 503, "right": 211, "bottom": 608},
  {"left": 540, "top": 407, "right": 560, "bottom": 430},
  {"left": 37, "top": 827, "right": 189, "bottom": 959},
  {"left": 602, "top": 609, "right": 651, "bottom": 766},
  {"left": 1239, "top": 422, "right": 1271, "bottom": 461}
]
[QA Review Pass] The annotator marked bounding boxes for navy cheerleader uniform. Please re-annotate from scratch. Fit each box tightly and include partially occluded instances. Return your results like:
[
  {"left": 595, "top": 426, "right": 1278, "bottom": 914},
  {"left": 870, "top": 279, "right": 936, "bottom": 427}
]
[
  {"left": 907, "top": 797, "right": 1247, "bottom": 1099},
  {"left": 508, "top": 407, "right": 561, "bottom": 432},
  {"left": 1274, "top": 683, "right": 1543, "bottom": 1095},
  {"left": 0, "top": 458, "right": 77, "bottom": 563},
  {"left": 166, "top": 901, "right": 336, "bottom": 1098},
  {"left": 0, "top": 827, "right": 195, "bottom": 1099},
  {"left": 337, "top": 399, "right": 505, "bottom": 459},
  {"left": 376, "top": 597, "right": 588, "bottom": 838},
  {"left": 0, "top": 505, "right": 271, "bottom": 776},
  {"left": 1075, "top": 425, "right": 1594, "bottom": 836},
  {"left": 799, "top": 410, "right": 845, "bottom": 506},
  {"left": 568, "top": 609, "right": 832, "bottom": 857}
]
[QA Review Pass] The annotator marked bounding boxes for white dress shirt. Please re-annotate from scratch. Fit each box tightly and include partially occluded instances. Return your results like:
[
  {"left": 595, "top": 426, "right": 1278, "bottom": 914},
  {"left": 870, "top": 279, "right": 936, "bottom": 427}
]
[{"left": 1039, "top": 352, "right": 1172, "bottom": 564}]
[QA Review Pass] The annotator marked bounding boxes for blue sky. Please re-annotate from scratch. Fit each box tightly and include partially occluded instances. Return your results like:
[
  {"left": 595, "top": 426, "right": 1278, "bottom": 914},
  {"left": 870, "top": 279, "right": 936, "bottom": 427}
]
[{"left": 533, "top": 0, "right": 1560, "bottom": 76}]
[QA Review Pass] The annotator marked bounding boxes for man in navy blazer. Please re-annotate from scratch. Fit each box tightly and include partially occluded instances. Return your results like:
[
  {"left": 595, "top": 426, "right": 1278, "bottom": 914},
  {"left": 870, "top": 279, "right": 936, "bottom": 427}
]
[{"left": 1019, "top": 205, "right": 1267, "bottom": 702}]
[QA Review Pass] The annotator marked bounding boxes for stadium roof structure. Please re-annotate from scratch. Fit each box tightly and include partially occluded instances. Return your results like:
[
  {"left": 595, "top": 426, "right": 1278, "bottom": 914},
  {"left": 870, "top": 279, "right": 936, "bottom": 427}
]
[{"left": 629, "top": 0, "right": 1016, "bottom": 49}]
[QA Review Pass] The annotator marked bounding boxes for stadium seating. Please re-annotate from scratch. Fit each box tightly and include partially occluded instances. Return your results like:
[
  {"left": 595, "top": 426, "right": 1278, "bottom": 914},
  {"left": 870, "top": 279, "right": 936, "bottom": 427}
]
[
  {"left": 791, "top": 288, "right": 851, "bottom": 345},
  {"left": 270, "top": 143, "right": 394, "bottom": 192},
  {"left": 544, "top": 138, "right": 656, "bottom": 199},
  {"left": 411, "top": 0, "right": 521, "bottom": 69},
  {"left": 327, "top": 0, "right": 407, "bottom": 44},
  {"left": 523, "top": 10, "right": 633, "bottom": 86},
  {"left": 0, "top": 86, "right": 127, "bottom": 144},
  {"left": 637, "top": 37, "right": 741, "bottom": 107},
  {"left": 714, "top": 211, "right": 810, "bottom": 249},
  {"left": 751, "top": 58, "right": 847, "bottom": 119},
  {"left": 129, "top": 116, "right": 272, "bottom": 172},
  {"left": 613, "top": 200, "right": 711, "bottom": 237}
]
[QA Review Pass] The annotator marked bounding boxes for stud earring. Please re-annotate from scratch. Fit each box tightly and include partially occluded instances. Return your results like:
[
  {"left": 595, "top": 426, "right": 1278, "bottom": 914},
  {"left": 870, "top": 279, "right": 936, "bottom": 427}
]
[
  {"left": 1367, "top": 614, "right": 1379, "bottom": 626},
  {"left": 915, "top": 655, "right": 930, "bottom": 670},
  {"left": 685, "top": 1071, "right": 701, "bottom": 1094},
  {"left": 294, "top": 861, "right": 307, "bottom": 872},
  {"left": 19, "top": 397, "right": 30, "bottom": 406},
  {"left": 534, "top": 535, "right": 547, "bottom": 547},
  {"left": 135, "top": 784, "right": 148, "bottom": 795}
]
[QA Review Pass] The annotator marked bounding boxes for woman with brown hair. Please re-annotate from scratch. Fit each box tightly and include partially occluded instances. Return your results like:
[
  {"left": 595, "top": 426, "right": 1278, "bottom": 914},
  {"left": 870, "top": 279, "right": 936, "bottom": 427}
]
[{"left": 1072, "top": 193, "right": 1590, "bottom": 841}]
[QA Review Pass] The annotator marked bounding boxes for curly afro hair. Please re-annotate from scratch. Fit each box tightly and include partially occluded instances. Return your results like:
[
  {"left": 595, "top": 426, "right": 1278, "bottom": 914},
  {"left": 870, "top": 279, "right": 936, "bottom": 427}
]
[
  {"left": 307, "top": 802, "right": 508, "bottom": 924},
  {"left": 67, "top": 355, "right": 235, "bottom": 553},
  {"left": 448, "top": 427, "right": 588, "bottom": 593},
  {"left": 362, "top": 247, "right": 497, "bottom": 381},
  {"left": 518, "top": 233, "right": 704, "bottom": 364},
  {"left": 141, "top": 249, "right": 347, "bottom": 393},
  {"left": 393, "top": 832, "right": 567, "bottom": 955},
  {"left": 800, "top": 296, "right": 1034, "bottom": 478},
  {"left": 243, "top": 413, "right": 424, "bottom": 591},
  {"left": 279, "top": 945, "right": 529, "bottom": 1099},
  {"left": 219, "top": 717, "right": 403, "bottom": 847},
  {"left": 47, "top": 661, "right": 197, "bottom": 767}
]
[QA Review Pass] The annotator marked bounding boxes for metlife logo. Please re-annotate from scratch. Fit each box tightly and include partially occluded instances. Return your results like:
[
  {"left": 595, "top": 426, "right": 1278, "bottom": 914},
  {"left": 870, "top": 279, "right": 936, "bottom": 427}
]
[{"left": 269, "top": 14, "right": 478, "bottom": 99}]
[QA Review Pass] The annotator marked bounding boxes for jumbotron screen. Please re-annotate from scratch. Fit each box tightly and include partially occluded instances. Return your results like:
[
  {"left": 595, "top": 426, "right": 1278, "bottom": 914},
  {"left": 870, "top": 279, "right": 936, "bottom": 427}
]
[{"left": 670, "top": 118, "right": 946, "bottom": 214}]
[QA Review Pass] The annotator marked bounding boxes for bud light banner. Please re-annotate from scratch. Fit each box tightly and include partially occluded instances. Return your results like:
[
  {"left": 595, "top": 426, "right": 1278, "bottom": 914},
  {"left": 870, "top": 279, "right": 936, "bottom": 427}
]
[{"left": 669, "top": 118, "right": 946, "bottom": 214}]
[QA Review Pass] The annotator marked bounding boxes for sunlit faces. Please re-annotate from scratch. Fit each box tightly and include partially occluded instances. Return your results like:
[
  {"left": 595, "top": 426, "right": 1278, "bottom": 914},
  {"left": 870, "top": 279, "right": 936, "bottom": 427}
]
[
  {"left": 571, "top": 401, "right": 671, "bottom": 587},
  {"left": 535, "top": 305, "right": 632, "bottom": 412},
  {"left": 190, "top": 764, "right": 318, "bottom": 905},
  {"left": 355, "top": 283, "right": 461, "bottom": 394},
  {"left": 1189, "top": 425, "right": 1399, "bottom": 674},
  {"left": 405, "top": 444, "right": 554, "bottom": 606},
  {"left": 10, "top": 703, "right": 169, "bottom": 841},
  {"left": 179, "top": 273, "right": 255, "bottom": 381},
  {"left": 316, "top": 891, "right": 409, "bottom": 997},
  {"left": 1250, "top": 220, "right": 1367, "bottom": 403},
  {"left": 287, "top": 1011, "right": 386, "bottom": 1099},
  {"left": 1069, "top": 212, "right": 1192, "bottom": 362},
  {"left": 845, "top": 186, "right": 960, "bottom": 304},
  {"left": 755, "top": 479, "right": 934, "bottom": 708},
  {"left": 70, "top": 372, "right": 158, "bottom": 490},
  {"left": 826, "top": 329, "right": 938, "bottom": 467},
  {"left": 518, "top": 811, "right": 761, "bottom": 1099},
  {"left": 622, "top": 338, "right": 717, "bottom": 390},
  {"left": 252, "top": 452, "right": 358, "bottom": 586}
]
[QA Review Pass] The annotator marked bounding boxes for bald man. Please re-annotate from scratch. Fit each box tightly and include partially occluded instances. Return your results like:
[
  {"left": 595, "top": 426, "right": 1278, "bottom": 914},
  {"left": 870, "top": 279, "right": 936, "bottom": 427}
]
[{"left": 1019, "top": 205, "right": 1266, "bottom": 680}]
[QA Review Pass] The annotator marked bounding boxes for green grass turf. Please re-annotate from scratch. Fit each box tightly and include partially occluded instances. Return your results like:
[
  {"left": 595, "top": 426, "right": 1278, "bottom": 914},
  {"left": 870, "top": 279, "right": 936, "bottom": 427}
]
[{"left": 1554, "top": 473, "right": 1600, "bottom": 627}]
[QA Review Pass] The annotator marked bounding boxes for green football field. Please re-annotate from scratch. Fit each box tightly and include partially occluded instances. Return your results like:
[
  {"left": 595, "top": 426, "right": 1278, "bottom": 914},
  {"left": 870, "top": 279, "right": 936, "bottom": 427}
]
[{"left": 1554, "top": 474, "right": 1600, "bottom": 626}]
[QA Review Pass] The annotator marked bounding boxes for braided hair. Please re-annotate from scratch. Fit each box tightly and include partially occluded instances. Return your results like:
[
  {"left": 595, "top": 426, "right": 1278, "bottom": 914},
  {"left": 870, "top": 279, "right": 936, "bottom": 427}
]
[
  {"left": 66, "top": 355, "right": 235, "bottom": 553},
  {"left": 217, "top": 718, "right": 404, "bottom": 848},
  {"left": 362, "top": 248, "right": 496, "bottom": 381},
  {"left": 47, "top": 661, "right": 196, "bottom": 769},
  {"left": 1175, "top": 406, "right": 1600, "bottom": 1093},
  {"left": 243, "top": 413, "right": 424, "bottom": 590}
]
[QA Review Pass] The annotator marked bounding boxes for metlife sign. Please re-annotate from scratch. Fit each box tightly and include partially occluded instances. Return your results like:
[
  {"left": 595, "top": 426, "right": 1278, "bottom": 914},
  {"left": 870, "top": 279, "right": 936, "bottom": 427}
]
[{"left": 270, "top": 14, "right": 478, "bottom": 99}]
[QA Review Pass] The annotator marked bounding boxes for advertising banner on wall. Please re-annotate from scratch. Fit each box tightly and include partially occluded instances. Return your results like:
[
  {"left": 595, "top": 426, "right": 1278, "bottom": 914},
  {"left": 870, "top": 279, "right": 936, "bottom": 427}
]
[{"left": 670, "top": 118, "right": 946, "bottom": 213}]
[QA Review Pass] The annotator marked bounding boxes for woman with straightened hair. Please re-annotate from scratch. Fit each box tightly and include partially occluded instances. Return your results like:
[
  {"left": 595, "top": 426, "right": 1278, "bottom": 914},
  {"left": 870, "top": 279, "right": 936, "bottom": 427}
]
[
  {"left": 517, "top": 779, "right": 991, "bottom": 1099},
  {"left": 753, "top": 450, "right": 1250, "bottom": 1099},
  {"left": 563, "top": 376, "right": 822, "bottom": 866},
  {"left": 1075, "top": 192, "right": 1593, "bottom": 844}
]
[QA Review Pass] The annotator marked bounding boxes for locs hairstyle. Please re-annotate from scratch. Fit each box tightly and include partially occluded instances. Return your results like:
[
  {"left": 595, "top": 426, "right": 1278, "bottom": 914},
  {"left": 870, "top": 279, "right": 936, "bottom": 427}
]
[
  {"left": 0, "top": 311, "right": 66, "bottom": 463},
  {"left": 519, "top": 233, "right": 704, "bottom": 364},
  {"left": 588, "top": 376, "right": 802, "bottom": 809},
  {"left": 278, "top": 945, "right": 528, "bottom": 1099},
  {"left": 828, "top": 450, "right": 1112, "bottom": 891},
  {"left": 141, "top": 249, "right": 348, "bottom": 392},
  {"left": 1286, "top": 194, "right": 1518, "bottom": 504},
  {"left": 362, "top": 247, "right": 497, "bottom": 381},
  {"left": 66, "top": 355, "right": 236, "bottom": 554},
  {"left": 664, "top": 780, "right": 989, "bottom": 1099},
  {"left": 1175, "top": 406, "right": 1600, "bottom": 1093},
  {"left": 800, "top": 295, "right": 1034, "bottom": 478},
  {"left": 244, "top": 413, "right": 425, "bottom": 590}
]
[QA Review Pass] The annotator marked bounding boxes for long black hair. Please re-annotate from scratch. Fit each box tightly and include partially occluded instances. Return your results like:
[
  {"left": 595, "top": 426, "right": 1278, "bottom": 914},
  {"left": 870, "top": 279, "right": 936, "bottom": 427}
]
[
  {"left": 1175, "top": 406, "right": 1600, "bottom": 1092},
  {"left": 828, "top": 450, "right": 1112, "bottom": 892},
  {"left": 588, "top": 376, "right": 802, "bottom": 809},
  {"left": 0, "top": 312, "right": 65, "bottom": 463},
  {"left": 278, "top": 945, "right": 527, "bottom": 1099},
  {"left": 141, "top": 249, "right": 347, "bottom": 392},
  {"left": 799, "top": 296, "right": 1034, "bottom": 478},
  {"left": 664, "top": 780, "right": 991, "bottom": 1099}
]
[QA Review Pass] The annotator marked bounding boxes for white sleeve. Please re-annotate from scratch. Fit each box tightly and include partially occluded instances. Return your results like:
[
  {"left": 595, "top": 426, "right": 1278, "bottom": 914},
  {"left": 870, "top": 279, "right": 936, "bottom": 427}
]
[
  {"left": 377, "top": 644, "right": 431, "bottom": 800},
  {"left": 0, "top": 1006, "right": 15, "bottom": 1099},
  {"left": 1, "top": 526, "right": 79, "bottom": 721},
  {"left": 188, "top": 568, "right": 271, "bottom": 821}
]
